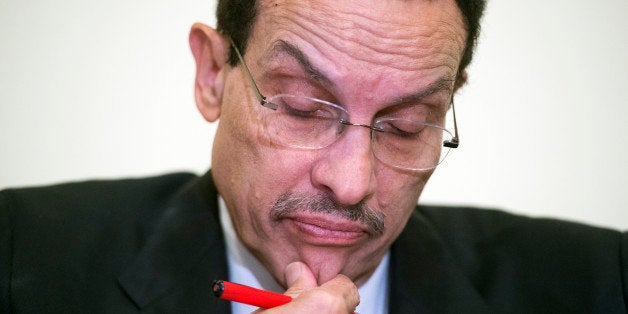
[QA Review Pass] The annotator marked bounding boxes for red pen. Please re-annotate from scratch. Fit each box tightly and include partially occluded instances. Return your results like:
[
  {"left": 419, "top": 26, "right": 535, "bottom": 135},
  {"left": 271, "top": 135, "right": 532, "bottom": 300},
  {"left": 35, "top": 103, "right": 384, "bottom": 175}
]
[
  {"left": 212, "top": 280, "right": 356, "bottom": 313},
  {"left": 212, "top": 280, "right": 291, "bottom": 308}
]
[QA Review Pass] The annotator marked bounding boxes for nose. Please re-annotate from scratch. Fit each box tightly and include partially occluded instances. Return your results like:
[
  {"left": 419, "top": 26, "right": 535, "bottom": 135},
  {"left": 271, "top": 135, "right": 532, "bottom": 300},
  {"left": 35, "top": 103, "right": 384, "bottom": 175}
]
[{"left": 310, "top": 124, "right": 376, "bottom": 206}]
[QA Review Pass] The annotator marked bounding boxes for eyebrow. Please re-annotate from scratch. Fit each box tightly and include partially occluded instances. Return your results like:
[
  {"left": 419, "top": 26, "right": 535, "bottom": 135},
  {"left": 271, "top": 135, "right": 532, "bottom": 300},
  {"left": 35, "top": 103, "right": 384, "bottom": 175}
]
[
  {"left": 392, "top": 76, "right": 455, "bottom": 106},
  {"left": 269, "top": 40, "right": 335, "bottom": 88},
  {"left": 269, "top": 40, "right": 454, "bottom": 107}
]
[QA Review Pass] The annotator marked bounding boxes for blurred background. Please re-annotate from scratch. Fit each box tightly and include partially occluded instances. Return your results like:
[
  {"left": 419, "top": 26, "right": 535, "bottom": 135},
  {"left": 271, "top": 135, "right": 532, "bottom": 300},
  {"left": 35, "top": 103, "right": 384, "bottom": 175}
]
[{"left": 1, "top": 0, "right": 627, "bottom": 230}]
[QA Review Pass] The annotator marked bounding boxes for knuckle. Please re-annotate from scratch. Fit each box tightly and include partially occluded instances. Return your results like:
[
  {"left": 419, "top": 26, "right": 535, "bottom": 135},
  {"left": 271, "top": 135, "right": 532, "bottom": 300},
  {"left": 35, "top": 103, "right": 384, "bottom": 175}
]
[{"left": 331, "top": 275, "right": 360, "bottom": 300}]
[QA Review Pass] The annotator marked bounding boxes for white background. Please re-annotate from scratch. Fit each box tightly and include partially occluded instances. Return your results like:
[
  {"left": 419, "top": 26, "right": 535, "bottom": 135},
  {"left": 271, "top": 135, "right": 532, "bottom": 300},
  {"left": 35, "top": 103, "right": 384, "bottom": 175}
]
[{"left": 1, "top": 0, "right": 627, "bottom": 230}]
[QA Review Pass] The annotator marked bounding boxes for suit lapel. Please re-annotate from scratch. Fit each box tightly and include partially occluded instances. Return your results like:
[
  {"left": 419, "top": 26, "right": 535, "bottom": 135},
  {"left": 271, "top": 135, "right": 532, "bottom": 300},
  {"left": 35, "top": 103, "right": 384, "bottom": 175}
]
[
  {"left": 117, "top": 172, "right": 231, "bottom": 312},
  {"left": 389, "top": 210, "right": 491, "bottom": 313}
]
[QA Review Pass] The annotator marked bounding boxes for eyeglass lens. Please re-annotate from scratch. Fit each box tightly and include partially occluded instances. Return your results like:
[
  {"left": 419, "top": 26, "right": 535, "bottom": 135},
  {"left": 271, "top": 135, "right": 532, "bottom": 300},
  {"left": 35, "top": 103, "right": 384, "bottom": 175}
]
[{"left": 258, "top": 94, "right": 452, "bottom": 170}]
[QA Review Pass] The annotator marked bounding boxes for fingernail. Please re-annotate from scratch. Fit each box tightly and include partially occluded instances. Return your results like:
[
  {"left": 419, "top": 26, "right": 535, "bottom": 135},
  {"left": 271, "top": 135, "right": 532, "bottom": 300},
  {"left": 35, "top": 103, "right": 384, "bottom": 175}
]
[{"left": 285, "top": 262, "right": 302, "bottom": 285}]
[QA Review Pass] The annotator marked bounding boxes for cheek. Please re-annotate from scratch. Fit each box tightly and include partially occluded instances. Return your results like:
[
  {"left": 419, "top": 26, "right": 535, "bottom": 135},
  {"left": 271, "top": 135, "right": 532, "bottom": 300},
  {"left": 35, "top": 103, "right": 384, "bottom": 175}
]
[
  {"left": 376, "top": 169, "right": 432, "bottom": 224},
  {"left": 255, "top": 149, "right": 319, "bottom": 194},
  {"left": 218, "top": 131, "right": 318, "bottom": 216},
  {"left": 219, "top": 87, "right": 316, "bottom": 189}
]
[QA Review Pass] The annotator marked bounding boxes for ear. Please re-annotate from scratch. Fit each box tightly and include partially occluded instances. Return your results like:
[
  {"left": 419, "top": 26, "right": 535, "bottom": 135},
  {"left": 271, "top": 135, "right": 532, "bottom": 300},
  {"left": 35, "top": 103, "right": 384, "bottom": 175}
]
[
  {"left": 189, "top": 23, "right": 229, "bottom": 122},
  {"left": 453, "top": 70, "right": 468, "bottom": 93}
]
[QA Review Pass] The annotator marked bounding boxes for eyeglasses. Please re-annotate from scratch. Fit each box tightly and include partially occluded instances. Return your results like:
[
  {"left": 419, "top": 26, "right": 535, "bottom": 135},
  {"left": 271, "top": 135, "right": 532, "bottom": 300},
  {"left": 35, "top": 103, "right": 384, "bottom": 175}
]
[{"left": 228, "top": 39, "right": 460, "bottom": 171}]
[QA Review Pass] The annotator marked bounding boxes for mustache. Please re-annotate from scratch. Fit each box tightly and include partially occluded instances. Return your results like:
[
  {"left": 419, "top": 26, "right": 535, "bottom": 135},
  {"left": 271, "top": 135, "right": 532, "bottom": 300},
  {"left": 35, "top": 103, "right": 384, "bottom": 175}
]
[{"left": 269, "top": 192, "right": 385, "bottom": 236}]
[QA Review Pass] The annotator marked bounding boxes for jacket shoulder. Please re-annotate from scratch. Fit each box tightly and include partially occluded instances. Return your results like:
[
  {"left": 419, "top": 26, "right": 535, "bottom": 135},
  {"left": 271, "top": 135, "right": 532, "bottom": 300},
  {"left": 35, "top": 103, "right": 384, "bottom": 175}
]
[
  {"left": 0, "top": 172, "right": 199, "bottom": 248},
  {"left": 416, "top": 205, "right": 623, "bottom": 255},
  {"left": 0, "top": 173, "right": 200, "bottom": 312},
  {"left": 414, "top": 205, "right": 628, "bottom": 312},
  {"left": 1, "top": 172, "right": 197, "bottom": 212}
]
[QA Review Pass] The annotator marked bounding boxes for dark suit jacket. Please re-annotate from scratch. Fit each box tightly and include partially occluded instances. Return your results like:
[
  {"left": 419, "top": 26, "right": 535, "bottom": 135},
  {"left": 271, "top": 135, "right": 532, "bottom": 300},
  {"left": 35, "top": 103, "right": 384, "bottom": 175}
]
[{"left": 1, "top": 172, "right": 627, "bottom": 313}]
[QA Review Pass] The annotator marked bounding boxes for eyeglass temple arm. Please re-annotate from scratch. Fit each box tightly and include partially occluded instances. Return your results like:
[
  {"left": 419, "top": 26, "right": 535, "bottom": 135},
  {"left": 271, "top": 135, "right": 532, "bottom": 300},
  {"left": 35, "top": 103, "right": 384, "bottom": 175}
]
[
  {"left": 443, "top": 100, "right": 460, "bottom": 148},
  {"left": 228, "top": 38, "right": 278, "bottom": 110}
]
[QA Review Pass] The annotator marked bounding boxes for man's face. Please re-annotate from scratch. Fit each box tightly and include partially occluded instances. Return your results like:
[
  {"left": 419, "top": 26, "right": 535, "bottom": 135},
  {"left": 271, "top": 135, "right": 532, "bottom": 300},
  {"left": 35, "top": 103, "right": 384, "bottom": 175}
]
[{"left": 211, "top": 0, "right": 466, "bottom": 286}]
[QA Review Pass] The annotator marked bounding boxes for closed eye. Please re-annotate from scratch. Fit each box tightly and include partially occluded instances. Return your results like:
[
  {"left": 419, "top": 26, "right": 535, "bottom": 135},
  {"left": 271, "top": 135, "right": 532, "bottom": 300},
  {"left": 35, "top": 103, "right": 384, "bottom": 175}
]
[
  {"left": 274, "top": 95, "right": 341, "bottom": 120},
  {"left": 283, "top": 102, "right": 331, "bottom": 119},
  {"left": 377, "top": 119, "right": 426, "bottom": 138}
]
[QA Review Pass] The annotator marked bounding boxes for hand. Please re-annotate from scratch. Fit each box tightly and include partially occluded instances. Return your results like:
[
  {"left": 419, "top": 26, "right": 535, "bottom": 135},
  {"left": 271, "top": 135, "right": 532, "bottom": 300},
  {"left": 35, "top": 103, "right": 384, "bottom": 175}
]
[{"left": 254, "top": 262, "right": 359, "bottom": 314}]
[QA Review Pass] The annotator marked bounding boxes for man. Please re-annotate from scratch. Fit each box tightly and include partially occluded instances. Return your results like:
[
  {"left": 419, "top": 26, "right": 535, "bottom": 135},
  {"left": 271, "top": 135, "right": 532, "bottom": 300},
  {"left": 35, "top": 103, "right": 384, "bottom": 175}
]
[{"left": 1, "top": 0, "right": 626, "bottom": 313}]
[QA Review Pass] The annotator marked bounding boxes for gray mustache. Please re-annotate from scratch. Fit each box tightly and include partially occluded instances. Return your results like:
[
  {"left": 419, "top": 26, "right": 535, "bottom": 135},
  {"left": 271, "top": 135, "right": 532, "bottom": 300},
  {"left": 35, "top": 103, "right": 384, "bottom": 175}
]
[{"left": 269, "top": 192, "right": 385, "bottom": 236}]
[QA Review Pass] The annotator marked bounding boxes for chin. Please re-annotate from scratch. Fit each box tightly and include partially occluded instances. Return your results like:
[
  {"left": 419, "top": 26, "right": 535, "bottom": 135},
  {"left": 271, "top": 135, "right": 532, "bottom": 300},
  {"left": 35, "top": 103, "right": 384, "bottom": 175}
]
[{"left": 296, "top": 243, "right": 382, "bottom": 285}]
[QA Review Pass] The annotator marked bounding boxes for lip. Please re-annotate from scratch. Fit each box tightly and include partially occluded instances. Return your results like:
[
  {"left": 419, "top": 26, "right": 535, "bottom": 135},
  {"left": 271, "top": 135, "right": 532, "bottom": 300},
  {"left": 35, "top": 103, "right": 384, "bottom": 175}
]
[{"left": 282, "top": 213, "right": 369, "bottom": 246}]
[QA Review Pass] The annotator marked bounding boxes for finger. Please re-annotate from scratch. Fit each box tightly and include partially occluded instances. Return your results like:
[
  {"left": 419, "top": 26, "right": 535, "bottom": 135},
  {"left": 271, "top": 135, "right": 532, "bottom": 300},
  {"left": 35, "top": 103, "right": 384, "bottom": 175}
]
[
  {"left": 259, "top": 264, "right": 359, "bottom": 314},
  {"left": 279, "top": 274, "right": 359, "bottom": 314},
  {"left": 318, "top": 274, "right": 360, "bottom": 313},
  {"left": 282, "top": 261, "right": 317, "bottom": 298}
]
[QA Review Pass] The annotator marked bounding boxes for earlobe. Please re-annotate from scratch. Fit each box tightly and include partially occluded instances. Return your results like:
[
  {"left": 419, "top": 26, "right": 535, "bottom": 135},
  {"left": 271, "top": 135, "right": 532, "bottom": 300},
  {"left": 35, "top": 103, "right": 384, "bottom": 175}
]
[{"left": 189, "top": 23, "right": 228, "bottom": 122}]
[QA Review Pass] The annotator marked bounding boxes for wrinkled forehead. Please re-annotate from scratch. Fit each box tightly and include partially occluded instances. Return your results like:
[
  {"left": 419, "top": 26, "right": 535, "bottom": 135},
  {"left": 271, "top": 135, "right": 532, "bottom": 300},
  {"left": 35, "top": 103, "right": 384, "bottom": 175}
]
[{"left": 251, "top": 0, "right": 467, "bottom": 73}]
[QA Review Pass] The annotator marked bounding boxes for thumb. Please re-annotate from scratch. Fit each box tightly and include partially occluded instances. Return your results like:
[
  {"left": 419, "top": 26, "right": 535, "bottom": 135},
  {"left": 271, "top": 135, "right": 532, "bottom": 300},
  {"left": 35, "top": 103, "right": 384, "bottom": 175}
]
[{"left": 283, "top": 262, "right": 317, "bottom": 298}]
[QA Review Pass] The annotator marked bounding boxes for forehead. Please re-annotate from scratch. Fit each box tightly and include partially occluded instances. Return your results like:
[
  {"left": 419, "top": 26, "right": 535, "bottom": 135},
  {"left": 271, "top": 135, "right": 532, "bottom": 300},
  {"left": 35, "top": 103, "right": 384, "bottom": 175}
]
[
  {"left": 252, "top": 0, "right": 466, "bottom": 70},
  {"left": 244, "top": 0, "right": 467, "bottom": 111}
]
